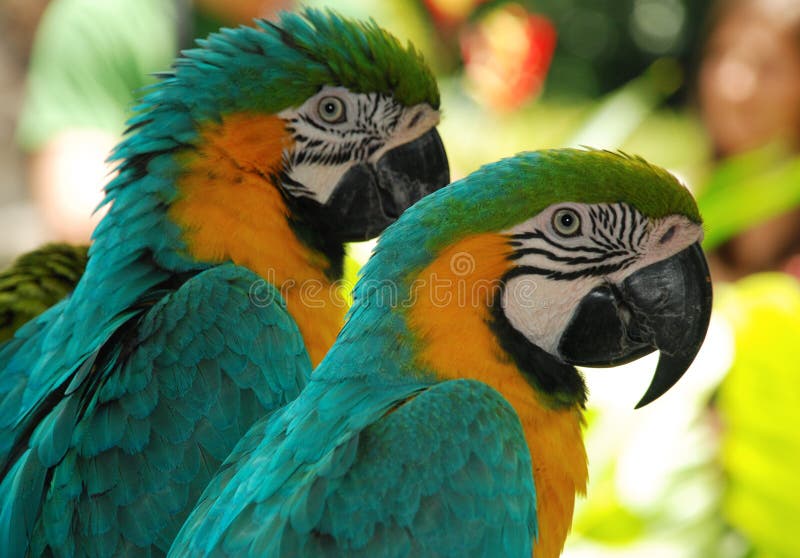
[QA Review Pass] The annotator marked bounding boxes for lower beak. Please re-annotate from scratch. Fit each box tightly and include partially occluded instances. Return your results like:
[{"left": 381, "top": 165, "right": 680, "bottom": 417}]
[
  {"left": 558, "top": 242, "right": 713, "bottom": 408},
  {"left": 322, "top": 128, "right": 450, "bottom": 241}
]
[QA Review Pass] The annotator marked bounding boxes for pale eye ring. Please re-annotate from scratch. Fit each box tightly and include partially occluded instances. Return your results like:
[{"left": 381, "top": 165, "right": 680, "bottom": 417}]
[
  {"left": 552, "top": 208, "right": 581, "bottom": 237},
  {"left": 318, "top": 96, "right": 346, "bottom": 123}
]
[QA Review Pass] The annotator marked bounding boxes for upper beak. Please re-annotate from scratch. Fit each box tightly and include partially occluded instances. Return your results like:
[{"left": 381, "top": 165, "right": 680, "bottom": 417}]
[
  {"left": 558, "top": 242, "right": 713, "bottom": 408},
  {"left": 321, "top": 128, "right": 450, "bottom": 241}
]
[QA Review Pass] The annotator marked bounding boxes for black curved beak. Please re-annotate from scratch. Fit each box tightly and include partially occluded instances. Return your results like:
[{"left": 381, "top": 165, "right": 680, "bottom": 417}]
[
  {"left": 558, "top": 242, "right": 712, "bottom": 408},
  {"left": 320, "top": 128, "right": 449, "bottom": 241}
]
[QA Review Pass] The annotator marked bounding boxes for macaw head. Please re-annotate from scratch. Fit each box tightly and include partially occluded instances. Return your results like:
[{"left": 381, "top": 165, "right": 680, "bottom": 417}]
[
  {"left": 358, "top": 149, "right": 711, "bottom": 408},
  {"left": 103, "top": 9, "right": 448, "bottom": 270},
  {"left": 255, "top": 10, "right": 449, "bottom": 242}
]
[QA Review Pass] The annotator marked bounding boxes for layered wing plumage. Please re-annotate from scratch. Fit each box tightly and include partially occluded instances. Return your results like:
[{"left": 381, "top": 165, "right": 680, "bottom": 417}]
[
  {"left": 0, "top": 264, "right": 311, "bottom": 557},
  {"left": 171, "top": 378, "right": 537, "bottom": 558}
]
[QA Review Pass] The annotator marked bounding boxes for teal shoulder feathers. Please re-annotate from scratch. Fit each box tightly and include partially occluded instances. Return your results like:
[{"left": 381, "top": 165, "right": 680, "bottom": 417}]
[{"left": 0, "top": 265, "right": 309, "bottom": 556}]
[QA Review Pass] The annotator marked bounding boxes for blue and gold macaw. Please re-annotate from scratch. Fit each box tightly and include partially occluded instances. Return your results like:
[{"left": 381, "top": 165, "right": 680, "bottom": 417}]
[
  {"left": 0, "top": 10, "right": 448, "bottom": 557},
  {"left": 170, "top": 149, "right": 712, "bottom": 558}
]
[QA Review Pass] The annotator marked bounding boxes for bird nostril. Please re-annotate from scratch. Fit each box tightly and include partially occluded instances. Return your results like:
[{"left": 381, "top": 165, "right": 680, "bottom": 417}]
[
  {"left": 407, "top": 110, "right": 423, "bottom": 129},
  {"left": 659, "top": 226, "right": 676, "bottom": 245}
]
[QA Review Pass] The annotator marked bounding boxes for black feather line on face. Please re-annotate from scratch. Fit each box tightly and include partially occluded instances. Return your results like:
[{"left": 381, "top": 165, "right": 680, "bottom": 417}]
[
  {"left": 509, "top": 203, "right": 649, "bottom": 280},
  {"left": 488, "top": 288, "right": 587, "bottom": 409},
  {"left": 271, "top": 169, "right": 345, "bottom": 281},
  {"left": 503, "top": 259, "right": 637, "bottom": 282},
  {"left": 509, "top": 230, "right": 607, "bottom": 254}
]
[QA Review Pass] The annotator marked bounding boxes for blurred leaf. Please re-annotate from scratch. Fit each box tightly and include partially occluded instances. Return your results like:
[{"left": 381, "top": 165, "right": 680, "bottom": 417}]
[
  {"left": 698, "top": 148, "right": 800, "bottom": 251},
  {"left": 716, "top": 273, "right": 800, "bottom": 558},
  {"left": 566, "top": 58, "right": 683, "bottom": 150},
  {"left": 437, "top": 83, "right": 590, "bottom": 177},
  {"left": 572, "top": 463, "right": 647, "bottom": 545}
]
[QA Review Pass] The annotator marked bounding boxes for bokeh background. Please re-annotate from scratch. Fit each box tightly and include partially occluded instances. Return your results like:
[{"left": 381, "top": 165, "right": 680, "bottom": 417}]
[{"left": 2, "top": 1, "right": 799, "bottom": 556}]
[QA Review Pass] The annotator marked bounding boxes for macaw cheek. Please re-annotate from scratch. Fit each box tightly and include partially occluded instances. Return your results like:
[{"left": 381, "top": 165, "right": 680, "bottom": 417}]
[
  {"left": 318, "top": 127, "right": 450, "bottom": 242},
  {"left": 558, "top": 242, "right": 712, "bottom": 408}
]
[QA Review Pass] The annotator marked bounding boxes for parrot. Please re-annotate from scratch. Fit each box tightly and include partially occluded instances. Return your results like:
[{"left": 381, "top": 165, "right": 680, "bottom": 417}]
[
  {"left": 169, "top": 149, "right": 713, "bottom": 558},
  {"left": 0, "top": 244, "right": 88, "bottom": 342},
  {"left": 0, "top": 9, "right": 448, "bottom": 557}
]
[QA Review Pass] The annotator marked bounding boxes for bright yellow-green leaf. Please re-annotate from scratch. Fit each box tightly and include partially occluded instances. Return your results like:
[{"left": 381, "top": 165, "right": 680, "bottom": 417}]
[
  {"left": 716, "top": 273, "right": 800, "bottom": 558},
  {"left": 698, "top": 148, "right": 800, "bottom": 251}
]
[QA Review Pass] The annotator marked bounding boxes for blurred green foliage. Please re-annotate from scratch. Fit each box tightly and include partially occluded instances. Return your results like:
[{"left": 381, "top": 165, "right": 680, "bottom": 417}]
[
  {"left": 438, "top": 59, "right": 709, "bottom": 179},
  {"left": 717, "top": 274, "right": 800, "bottom": 558},
  {"left": 572, "top": 463, "right": 647, "bottom": 545},
  {"left": 516, "top": 0, "right": 712, "bottom": 102},
  {"left": 698, "top": 148, "right": 800, "bottom": 250}
]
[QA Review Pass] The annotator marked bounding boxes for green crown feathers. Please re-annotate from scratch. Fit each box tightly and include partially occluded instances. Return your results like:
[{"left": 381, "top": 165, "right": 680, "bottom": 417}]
[
  {"left": 163, "top": 8, "right": 440, "bottom": 119},
  {"left": 266, "top": 9, "right": 440, "bottom": 109}
]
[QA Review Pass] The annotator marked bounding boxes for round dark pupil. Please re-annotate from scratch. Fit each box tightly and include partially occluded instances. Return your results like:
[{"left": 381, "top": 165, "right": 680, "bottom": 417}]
[
  {"left": 324, "top": 102, "right": 336, "bottom": 114},
  {"left": 560, "top": 214, "right": 574, "bottom": 227}
]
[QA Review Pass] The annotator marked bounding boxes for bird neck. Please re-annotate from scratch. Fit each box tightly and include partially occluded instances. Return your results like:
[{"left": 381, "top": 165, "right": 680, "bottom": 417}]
[
  {"left": 404, "top": 232, "right": 588, "bottom": 558},
  {"left": 168, "top": 113, "right": 346, "bottom": 365}
]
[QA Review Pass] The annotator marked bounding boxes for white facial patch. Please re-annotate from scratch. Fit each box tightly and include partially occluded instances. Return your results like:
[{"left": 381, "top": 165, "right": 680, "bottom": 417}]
[
  {"left": 500, "top": 203, "right": 704, "bottom": 356},
  {"left": 502, "top": 273, "right": 598, "bottom": 355},
  {"left": 277, "top": 86, "right": 440, "bottom": 205}
]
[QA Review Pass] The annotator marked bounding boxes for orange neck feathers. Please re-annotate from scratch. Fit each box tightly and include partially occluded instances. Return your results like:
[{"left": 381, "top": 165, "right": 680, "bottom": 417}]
[
  {"left": 406, "top": 233, "right": 588, "bottom": 558},
  {"left": 169, "top": 112, "right": 345, "bottom": 365}
]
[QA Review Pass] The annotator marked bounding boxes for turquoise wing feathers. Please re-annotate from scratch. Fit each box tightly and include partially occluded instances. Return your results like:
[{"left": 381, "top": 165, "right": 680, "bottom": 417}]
[
  {"left": 170, "top": 379, "right": 537, "bottom": 557},
  {"left": 0, "top": 265, "right": 311, "bottom": 557},
  {"left": 0, "top": 248, "right": 171, "bottom": 466}
]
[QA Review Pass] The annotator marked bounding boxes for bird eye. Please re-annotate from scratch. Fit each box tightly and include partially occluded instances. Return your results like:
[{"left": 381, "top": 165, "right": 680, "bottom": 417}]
[
  {"left": 318, "top": 96, "right": 346, "bottom": 123},
  {"left": 552, "top": 208, "right": 581, "bottom": 236}
]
